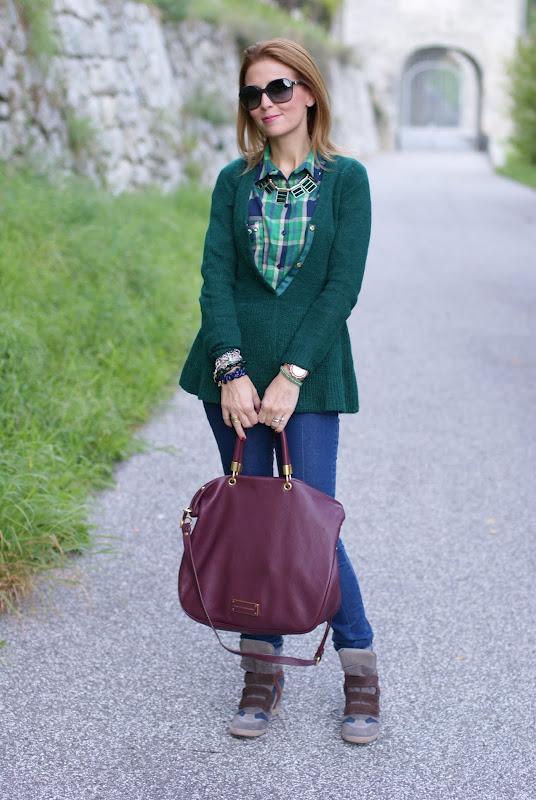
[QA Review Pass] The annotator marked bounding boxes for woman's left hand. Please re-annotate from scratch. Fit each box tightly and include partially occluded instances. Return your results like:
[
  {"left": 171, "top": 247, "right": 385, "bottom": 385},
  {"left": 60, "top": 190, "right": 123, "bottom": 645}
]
[{"left": 258, "top": 372, "right": 301, "bottom": 433}]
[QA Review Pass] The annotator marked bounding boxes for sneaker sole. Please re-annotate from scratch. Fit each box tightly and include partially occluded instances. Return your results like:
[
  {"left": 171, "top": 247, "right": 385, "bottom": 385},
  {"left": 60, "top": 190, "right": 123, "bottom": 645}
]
[
  {"left": 229, "top": 701, "right": 281, "bottom": 738},
  {"left": 341, "top": 730, "right": 379, "bottom": 744},
  {"left": 229, "top": 725, "right": 269, "bottom": 738}
]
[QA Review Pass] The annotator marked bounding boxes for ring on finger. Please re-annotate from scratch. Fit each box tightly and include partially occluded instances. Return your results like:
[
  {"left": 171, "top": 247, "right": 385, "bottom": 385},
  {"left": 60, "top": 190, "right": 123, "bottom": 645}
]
[
  {"left": 230, "top": 416, "right": 240, "bottom": 424},
  {"left": 272, "top": 417, "right": 284, "bottom": 424}
]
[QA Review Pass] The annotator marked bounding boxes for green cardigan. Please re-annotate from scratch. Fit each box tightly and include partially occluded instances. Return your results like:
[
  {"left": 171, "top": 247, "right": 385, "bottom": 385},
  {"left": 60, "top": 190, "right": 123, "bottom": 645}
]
[{"left": 179, "top": 155, "right": 371, "bottom": 413}]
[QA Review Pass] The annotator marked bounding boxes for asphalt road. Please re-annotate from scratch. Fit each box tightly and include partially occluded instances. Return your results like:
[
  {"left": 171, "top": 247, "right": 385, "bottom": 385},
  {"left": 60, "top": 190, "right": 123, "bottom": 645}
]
[{"left": 1, "top": 152, "right": 535, "bottom": 800}]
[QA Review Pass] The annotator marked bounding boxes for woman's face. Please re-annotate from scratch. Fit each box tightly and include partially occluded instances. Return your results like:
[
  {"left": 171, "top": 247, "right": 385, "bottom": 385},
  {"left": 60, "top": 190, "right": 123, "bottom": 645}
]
[{"left": 243, "top": 57, "right": 315, "bottom": 143}]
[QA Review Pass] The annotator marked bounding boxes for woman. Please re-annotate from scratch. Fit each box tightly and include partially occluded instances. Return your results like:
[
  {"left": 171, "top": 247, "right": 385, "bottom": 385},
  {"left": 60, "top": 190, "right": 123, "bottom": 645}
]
[{"left": 179, "top": 38, "right": 380, "bottom": 743}]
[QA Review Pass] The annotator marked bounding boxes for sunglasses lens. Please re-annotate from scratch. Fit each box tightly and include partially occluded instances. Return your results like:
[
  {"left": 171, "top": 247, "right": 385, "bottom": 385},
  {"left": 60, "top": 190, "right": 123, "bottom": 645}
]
[
  {"left": 239, "top": 78, "right": 295, "bottom": 111},
  {"left": 239, "top": 86, "right": 261, "bottom": 111},
  {"left": 266, "top": 78, "right": 293, "bottom": 103}
]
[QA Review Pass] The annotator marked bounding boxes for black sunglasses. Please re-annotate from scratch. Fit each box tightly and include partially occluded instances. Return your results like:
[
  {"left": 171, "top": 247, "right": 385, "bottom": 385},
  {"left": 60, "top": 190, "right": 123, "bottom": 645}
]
[{"left": 239, "top": 77, "right": 306, "bottom": 111}]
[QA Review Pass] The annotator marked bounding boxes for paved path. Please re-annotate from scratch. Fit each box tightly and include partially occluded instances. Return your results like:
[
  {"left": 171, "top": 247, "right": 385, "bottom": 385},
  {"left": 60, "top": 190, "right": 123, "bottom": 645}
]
[{"left": 1, "top": 153, "right": 535, "bottom": 800}]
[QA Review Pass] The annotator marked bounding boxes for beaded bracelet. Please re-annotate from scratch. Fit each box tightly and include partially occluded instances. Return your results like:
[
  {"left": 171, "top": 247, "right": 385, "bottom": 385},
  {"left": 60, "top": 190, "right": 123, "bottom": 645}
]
[
  {"left": 214, "top": 359, "right": 247, "bottom": 384},
  {"left": 279, "top": 365, "right": 303, "bottom": 387},
  {"left": 218, "top": 366, "right": 247, "bottom": 387}
]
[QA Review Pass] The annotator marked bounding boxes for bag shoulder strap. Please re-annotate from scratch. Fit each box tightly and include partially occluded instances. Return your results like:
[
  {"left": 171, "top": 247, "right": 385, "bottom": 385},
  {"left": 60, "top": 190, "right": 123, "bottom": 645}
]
[{"left": 182, "top": 518, "right": 331, "bottom": 668}]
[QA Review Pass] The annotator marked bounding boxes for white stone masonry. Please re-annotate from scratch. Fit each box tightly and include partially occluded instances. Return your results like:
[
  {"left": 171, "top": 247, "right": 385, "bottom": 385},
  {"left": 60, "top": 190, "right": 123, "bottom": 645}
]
[{"left": 0, "top": 0, "right": 377, "bottom": 192}]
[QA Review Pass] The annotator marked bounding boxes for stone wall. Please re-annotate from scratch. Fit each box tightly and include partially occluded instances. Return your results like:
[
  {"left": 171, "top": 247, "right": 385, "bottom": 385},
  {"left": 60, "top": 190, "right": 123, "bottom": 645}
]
[{"left": 0, "top": 0, "right": 378, "bottom": 192}]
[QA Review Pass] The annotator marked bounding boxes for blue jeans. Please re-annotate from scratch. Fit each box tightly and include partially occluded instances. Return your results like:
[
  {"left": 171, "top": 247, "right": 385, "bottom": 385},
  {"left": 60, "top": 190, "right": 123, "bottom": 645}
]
[{"left": 204, "top": 402, "right": 374, "bottom": 651}]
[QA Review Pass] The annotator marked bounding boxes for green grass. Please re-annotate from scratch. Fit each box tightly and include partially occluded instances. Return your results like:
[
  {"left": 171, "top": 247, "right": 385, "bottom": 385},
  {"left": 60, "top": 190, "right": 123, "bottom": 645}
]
[
  {"left": 497, "top": 156, "right": 536, "bottom": 190},
  {"left": 0, "top": 166, "right": 210, "bottom": 610},
  {"left": 16, "top": 0, "right": 58, "bottom": 65}
]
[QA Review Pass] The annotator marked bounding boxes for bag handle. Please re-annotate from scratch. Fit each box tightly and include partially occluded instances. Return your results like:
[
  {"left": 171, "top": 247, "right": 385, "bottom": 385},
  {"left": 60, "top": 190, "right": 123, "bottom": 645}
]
[
  {"left": 230, "top": 430, "right": 292, "bottom": 483},
  {"left": 181, "top": 513, "right": 330, "bottom": 667}
]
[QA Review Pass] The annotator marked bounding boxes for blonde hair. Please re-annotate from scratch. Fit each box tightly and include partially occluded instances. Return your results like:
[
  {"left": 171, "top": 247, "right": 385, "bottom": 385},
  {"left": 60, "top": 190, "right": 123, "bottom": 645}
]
[{"left": 237, "top": 38, "right": 340, "bottom": 170}]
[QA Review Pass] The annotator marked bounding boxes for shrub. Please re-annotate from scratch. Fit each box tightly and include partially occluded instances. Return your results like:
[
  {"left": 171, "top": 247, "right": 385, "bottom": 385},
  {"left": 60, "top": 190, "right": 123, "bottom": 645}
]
[{"left": 508, "top": 22, "right": 536, "bottom": 165}]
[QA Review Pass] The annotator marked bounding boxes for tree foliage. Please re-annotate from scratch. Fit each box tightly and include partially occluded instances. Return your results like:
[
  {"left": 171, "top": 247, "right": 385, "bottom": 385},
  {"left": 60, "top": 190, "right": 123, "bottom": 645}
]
[
  {"left": 509, "top": 22, "right": 536, "bottom": 165},
  {"left": 272, "top": 0, "right": 343, "bottom": 29}
]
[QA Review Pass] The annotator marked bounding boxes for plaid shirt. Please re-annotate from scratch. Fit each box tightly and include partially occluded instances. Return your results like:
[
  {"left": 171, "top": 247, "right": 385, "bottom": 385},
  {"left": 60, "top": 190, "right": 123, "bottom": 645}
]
[{"left": 248, "top": 149, "right": 323, "bottom": 290}]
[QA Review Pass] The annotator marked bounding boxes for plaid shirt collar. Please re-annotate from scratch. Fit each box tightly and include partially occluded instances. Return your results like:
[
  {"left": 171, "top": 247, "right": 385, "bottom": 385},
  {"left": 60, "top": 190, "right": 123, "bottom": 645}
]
[{"left": 257, "top": 148, "right": 317, "bottom": 184}]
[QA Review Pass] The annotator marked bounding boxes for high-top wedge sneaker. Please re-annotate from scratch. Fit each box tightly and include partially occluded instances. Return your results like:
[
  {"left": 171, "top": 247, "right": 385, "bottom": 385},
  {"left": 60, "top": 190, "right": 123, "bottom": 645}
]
[
  {"left": 338, "top": 648, "right": 380, "bottom": 743},
  {"left": 229, "top": 639, "right": 284, "bottom": 738}
]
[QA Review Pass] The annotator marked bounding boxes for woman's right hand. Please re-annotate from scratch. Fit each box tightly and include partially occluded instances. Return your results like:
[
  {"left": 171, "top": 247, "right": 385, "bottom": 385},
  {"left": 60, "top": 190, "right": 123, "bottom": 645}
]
[{"left": 221, "top": 376, "right": 261, "bottom": 440}]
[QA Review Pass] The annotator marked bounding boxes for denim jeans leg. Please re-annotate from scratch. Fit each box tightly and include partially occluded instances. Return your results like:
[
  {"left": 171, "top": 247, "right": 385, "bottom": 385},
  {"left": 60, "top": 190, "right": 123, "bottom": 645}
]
[
  {"left": 331, "top": 540, "right": 374, "bottom": 650},
  {"left": 280, "top": 412, "right": 373, "bottom": 651}
]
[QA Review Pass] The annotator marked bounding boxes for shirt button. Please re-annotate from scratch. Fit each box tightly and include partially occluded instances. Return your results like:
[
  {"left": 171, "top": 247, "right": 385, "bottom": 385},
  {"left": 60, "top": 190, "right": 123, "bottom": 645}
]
[
  {"left": 297, "top": 262, "right": 302, "bottom": 267},
  {"left": 310, "top": 225, "right": 315, "bottom": 231}
]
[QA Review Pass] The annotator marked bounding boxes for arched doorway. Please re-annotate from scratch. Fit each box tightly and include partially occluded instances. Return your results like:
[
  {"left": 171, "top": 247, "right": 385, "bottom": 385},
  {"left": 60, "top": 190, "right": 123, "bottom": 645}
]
[{"left": 397, "top": 47, "right": 483, "bottom": 150}]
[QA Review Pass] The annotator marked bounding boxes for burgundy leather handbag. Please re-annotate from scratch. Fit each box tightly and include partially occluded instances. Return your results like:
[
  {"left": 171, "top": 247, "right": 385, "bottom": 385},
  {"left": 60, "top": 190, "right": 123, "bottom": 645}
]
[{"left": 178, "top": 430, "right": 344, "bottom": 667}]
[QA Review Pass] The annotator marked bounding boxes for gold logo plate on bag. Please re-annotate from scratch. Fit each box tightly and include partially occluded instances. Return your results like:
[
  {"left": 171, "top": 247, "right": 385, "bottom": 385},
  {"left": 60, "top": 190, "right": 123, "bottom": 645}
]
[{"left": 231, "top": 599, "right": 260, "bottom": 617}]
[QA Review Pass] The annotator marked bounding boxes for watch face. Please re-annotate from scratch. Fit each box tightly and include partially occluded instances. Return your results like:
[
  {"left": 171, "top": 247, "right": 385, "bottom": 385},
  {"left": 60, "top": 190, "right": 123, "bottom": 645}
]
[{"left": 290, "top": 365, "right": 308, "bottom": 379}]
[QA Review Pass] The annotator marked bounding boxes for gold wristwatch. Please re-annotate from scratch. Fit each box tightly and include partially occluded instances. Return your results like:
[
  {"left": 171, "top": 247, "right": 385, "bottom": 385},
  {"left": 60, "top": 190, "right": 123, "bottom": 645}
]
[{"left": 287, "top": 364, "right": 309, "bottom": 381}]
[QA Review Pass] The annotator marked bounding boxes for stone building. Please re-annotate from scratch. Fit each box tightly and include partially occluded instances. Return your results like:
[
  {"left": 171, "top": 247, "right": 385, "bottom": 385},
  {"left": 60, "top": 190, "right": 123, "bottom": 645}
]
[{"left": 336, "top": 0, "right": 528, "bottom": 163}]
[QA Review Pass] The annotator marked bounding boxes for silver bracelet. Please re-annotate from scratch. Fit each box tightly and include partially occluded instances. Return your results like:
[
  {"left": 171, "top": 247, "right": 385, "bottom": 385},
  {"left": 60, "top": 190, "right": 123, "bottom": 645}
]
[{"left": 213, "top": 349, "right": 242, "bottom": 380}]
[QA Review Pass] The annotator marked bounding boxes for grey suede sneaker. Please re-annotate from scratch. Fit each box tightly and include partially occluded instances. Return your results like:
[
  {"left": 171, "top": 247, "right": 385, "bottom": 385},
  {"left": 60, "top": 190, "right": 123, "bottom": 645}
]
[
  {"left": 229, "top": 640, "right": 284, "bottom": 738},
  {"left": 338, "top": 648, "right": 380, "bottom": 744}
]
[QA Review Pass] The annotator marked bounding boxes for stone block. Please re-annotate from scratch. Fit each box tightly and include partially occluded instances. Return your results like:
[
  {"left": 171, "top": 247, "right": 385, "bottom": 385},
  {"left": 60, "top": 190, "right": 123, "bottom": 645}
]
[
  {"left": 131, "top": 163, "right": 151, "bottom": 186},
  {"left": 99, "top": 95, "right": 117, "bottom": 127},
  {"left": 116, "top": 93, "right": 140, "bottom": 127},
  {"left": 106, "top": 0, "right": 125, "bottom": 20},
  {"left": 123, "top": 1, "right": 151, "bottom": 24},
  {"left": 11, "top": 107, "right": 29, "bottom": 150},
  {"left": 92, "top": 19, "right": 112, "bottom": 57},
  {"left": 48, "top": 129, "right": 66, "bottom": 160},
  {"left": 100, "top": 127, "right": 124, "bottom": 162},
  {"left": 114, "top": 62, "right": 133, "bottom": 93},
  {"left": 59, "top": 0, "right": 99, "bottom": 22},
  {"left": 161, "top": 158, "right": 183, "bottom": 191},
  {"left": 56, "top": 14, "right": 96, "bottom": 58},
  {"left": 106, "top": 157, "right": 133, "bottom": 194},
  {"left": 79, "top": 94, "right": 101, "bottom": 124},
  {"left": 108, "top": 26, "right": 128, "bottom": 60},
  {"left": 0, "top": 58, "right": 9, "bottom": 99},
  {"left": 0, "top": 8, "right": 10, "bottom": 53},
  {"left": 88, "top": 59, "right": 119, "bottom": 95},
  {"left": 11, "top": 21, "right": 26, "bottom": 55},
  {"left": 4, "top": 47, "right": 18, "bottom": 81},
  {"left": 7, "top": 80, "right": 22, "bottom": 110},
  {"left": 0, "top": 121, "right": 13, "bottom": 157},
  {"left": 35, "top": 96, "right": 63, "bottom": 133},
  {"left": 63, "top": 59, "right": 91, "bottom": 106},
  {"left": 122, "top": 127, "right": 139, "bottom": 161},
  {"left": 25, "top": 125, "right": 48, "bottom": 158}
]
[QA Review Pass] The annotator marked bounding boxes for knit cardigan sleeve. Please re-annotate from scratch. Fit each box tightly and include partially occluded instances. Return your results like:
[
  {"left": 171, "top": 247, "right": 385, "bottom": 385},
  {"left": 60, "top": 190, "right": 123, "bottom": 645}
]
[
  {"left": 199, "top": 162, "right": 243, "bottom": 362},
  {"left": 281, "top": 159, "right": 371, "bottom": 372}
]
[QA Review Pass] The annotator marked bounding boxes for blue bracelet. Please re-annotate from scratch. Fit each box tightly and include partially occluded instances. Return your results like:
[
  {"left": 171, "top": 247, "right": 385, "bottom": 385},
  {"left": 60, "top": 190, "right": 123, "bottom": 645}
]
[{"left": 218, "top": 366, "right": 247, "bottom": 386}]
